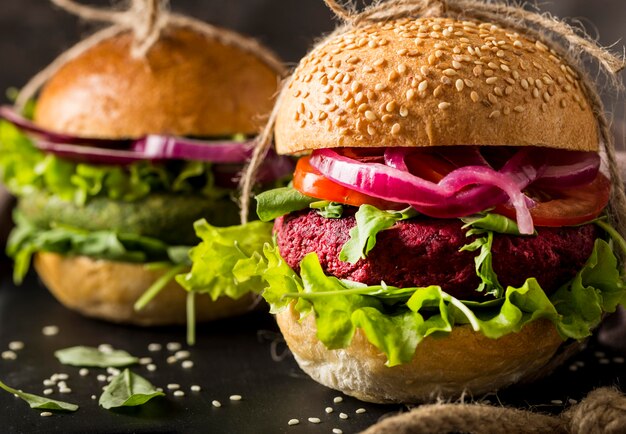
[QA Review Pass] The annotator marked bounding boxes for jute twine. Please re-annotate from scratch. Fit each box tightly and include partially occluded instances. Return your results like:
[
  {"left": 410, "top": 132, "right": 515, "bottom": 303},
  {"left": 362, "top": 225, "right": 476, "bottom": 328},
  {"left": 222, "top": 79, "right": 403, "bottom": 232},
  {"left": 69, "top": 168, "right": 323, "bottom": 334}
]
[
  {"left": 15, "top": 0, "right": 285, "bottom": 113},
  {"left": 362, "top": 387, "right": 626, "bottom": 434},
  {"left": 238, "top": 0, "right": 626, "bottom": 247}
]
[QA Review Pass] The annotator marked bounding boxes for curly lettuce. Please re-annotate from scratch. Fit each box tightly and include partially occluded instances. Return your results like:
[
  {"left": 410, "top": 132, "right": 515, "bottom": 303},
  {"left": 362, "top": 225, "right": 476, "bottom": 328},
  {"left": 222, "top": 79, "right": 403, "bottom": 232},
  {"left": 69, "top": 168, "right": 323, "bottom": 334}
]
[{"left": 0, "top": 120, "right": 228, "bottom": 205}]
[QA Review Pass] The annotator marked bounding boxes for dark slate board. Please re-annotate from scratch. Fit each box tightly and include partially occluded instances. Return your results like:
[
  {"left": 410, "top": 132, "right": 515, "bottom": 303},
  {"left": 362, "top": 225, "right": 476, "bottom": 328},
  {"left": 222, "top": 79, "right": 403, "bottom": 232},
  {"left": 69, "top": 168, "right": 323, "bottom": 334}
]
[{"left": 1, "top": 263, "right": 625, "bottom": 434}]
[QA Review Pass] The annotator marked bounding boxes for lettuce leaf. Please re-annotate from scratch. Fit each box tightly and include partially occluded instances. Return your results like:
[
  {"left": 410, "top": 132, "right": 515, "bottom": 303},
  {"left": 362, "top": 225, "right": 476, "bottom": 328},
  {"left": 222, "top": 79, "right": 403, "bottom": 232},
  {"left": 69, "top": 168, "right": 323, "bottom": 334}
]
[
  {"left": 339, "top": 205, "right": 419, "bottom": 264},
  {"left": 0, "top": 120, "right": 227, "bottom": 205},
  {"left": 175, "top": 219, "right": 273, "bottom": 300},
  {"left": 253, "top": 238, "right": 622, "bottom": 366},
  {"left": 6, "top": 211, "right": 191, "bottom": 284}
]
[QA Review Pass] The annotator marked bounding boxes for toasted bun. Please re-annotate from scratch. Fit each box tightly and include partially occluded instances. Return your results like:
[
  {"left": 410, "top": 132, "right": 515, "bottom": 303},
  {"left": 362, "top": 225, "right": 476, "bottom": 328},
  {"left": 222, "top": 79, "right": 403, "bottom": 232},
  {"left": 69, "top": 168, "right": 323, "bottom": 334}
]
[
  {"left": 277, "top": 303, "right": 564, "bottom": 403},
  {"left": 35, "top": 26, "right": 280, "bottom": 138},
  {"left": 275, "top": 17, "right": 597, "bottom": 155},
  {"left": 35, "top": 253, "right": 258, "bottom": 326}
]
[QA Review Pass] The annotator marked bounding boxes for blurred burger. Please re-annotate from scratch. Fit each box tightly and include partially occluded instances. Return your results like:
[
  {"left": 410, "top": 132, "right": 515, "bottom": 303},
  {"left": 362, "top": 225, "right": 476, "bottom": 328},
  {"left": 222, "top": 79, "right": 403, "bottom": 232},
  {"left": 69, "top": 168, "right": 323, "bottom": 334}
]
[
  {"left": 182, "top": 16, "right": 626, "bottom": 402},
  {"left": 0, "top": 21, "right": 288, "bottom": 325}
]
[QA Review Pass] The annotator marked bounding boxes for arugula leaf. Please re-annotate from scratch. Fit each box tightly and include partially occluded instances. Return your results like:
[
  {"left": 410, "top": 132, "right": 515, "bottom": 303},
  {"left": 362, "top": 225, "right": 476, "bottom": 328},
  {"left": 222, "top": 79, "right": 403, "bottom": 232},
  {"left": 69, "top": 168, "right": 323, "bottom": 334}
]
[
  {"left": 99, "top": 369, "right": 164, "bottom": 410},
  {"left": 0, "top": 379, "right": 78, "bottom": 412},
  {"left": 309, "top": 201, "right": 344, "bottom": 219},
  {"left": 339, "top": 205, "right": 418, "bottom": 264},
  {"left": 461, "top": 213, "right": 530, "bottom": 235},
  {"left": 459, "top": 230, "right": 504, "bottom": 297},
  {"left": 175, "top": 219, "right": 273, "bottom": 300},
  {"left": 252, "top": 239, "right": 624, "bottom": 366},
  {"left": 255, "top": 187, "right": 317, "bottom": 222},
  {"left": 0, "top": 120, "right": 226, "bottom": 205},
  {"left": 6, "top": 212, "right": 191, "bottom": 284},
  {"left": 55, "top": 346, "right": 139, "bottom": 368}
]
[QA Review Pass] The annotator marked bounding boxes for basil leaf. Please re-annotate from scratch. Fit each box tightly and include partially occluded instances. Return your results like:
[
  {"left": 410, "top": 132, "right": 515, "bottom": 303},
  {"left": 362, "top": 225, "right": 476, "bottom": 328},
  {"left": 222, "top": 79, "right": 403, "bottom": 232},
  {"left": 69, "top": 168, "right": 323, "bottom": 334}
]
[
  {"left": 55, "top": 346, "right": 139, "bottom": 368},
  {"left": 0, "top": 379, "right": 78, "bottom": 412},
  {"left": 99, "top": 369, "right": 164, "bottom": 409},
  {"left": 255, "top": 187, "right": 317, "bottom": 222},
  {"left": 339, "top": 205, "right": 418, "bottom": 264},
  {"left": 309, "top": 201, "right": 344, "bottom": 219}
]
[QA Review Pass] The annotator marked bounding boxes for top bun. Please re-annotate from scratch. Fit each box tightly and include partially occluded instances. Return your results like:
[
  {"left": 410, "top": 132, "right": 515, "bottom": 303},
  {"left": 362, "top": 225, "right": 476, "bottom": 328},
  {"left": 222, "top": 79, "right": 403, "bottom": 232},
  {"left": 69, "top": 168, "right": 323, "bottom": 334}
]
[
  {"left": 35, "top": 26, "right": 281, "bottom": 138},
  {"left": 275, "top": 17, "right": 598, "bottom": 154}
]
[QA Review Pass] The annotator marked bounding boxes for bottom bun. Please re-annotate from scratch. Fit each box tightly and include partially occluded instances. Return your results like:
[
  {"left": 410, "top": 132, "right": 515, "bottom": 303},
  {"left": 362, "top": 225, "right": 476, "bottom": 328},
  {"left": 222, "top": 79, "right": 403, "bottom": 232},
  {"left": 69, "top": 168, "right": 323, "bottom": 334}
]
[
  {"left": 277, "top": 303, "right": 565, "bottom": 403},
  {"left": 35, "top": 252, "right": 258, "bottom": 326}
]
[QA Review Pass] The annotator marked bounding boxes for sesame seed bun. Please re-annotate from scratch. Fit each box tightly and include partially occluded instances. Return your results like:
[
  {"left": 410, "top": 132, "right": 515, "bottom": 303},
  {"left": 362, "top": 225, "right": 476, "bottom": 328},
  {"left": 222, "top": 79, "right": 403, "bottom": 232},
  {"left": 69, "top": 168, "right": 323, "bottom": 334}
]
[
  {"left": 275, "top": 17, "right": 598, "bottom": 155},
  {"left": 277, "top": 302, "right": 565, "bottom": 403},
  {"left": 35, "top": 26, "right": 281, "bottom": 138},
  {"left": 35, "top": 253, "right": 259, "bottom": 326}
]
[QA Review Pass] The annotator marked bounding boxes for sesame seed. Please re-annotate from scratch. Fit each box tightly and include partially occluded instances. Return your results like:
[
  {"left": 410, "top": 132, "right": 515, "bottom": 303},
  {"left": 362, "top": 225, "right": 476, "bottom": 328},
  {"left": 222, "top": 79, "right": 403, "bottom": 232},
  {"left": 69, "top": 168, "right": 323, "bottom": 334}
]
[
  {"left": 58, "top": 373, "right": 69, "bottom": 381},
  {"left": 397, "top": 64, "right": 408, "bottom": 74},
  {"left": 139, "top": 357, "right": 152, "bottom": 365},
  {"left": 43, "top": 379, "right": 55, "bottom": 387},
  {"left": 8, "top": 341, "right": 24, "bottom": 351},
  {"left": 79, "top": 368, "right": 89, "bottom": 377},
  {"left": 59, "top": 388, "right": 72, "bottom": 394},
  {"left": 325, "top": 407, "right": 334, "bottom": 414},
  {"left": 543, "top": 92, "right": 551, "bottom": 103},
  {"left": 106, "top": 368, "right": 119, "bottom": 376},
  {"left": 98, "top": 344, "right": 113, "bottom": 354},
  {"left": 455, "top": 79, "right": 464, "bottom": 92},
  {"left": 356, "top": 408, "right": 366, "bottom": 414},
  {"left": 167, "top": 384, "right": 180, "bottom": 390},
  {"left": 167, "top": 356, "right": 178, "bottom": 364},
  {"left": 364, "top": 111, "right": 377, "bottom": 121},
  {"left": 406, "top": 89, "right": 416, "bottom": 100},
  {"left": 569, "top": 399, "right": 578, "bottom": 405},
  {"left": 488, "top": 93, "right": 498, "bottom": 104},
  {"left": 339, "top": 413, "right": 349, "bottom": 420},
  {"left": 388, "top": 71, "right": 400, "bottom": 81},
  {"left": 288, "top": 419, "right": 300, "bottom": 426},
  {"left": 175, "top": 350, "right": 190, "bottom": 360},
  {"left": 494, "top": 87, "right": 503, "bottom": 97},
  {"left": 513, "top": 40, "right": 523, "bottom": 48},
  {"left": 40, "top": 412, "right": 53, "bottom": 417},
  {"left": 2, "top": 351, "right": 17, "bottom": 360},
  {"left": 485, "top": 77, "right": 498, "bottom": 85},
  {"left": 230, "top": 395, "right": 242, "bottom": 401},
  {"left": 42, "top": 326, "right": 59, "bottom": 336},
  {"left": 333, "top": 396, "right": 344, "bottom": 404},
  {"left": 470, "top": 91, "right": 480, "bottom": 102},
  {"left": 391, "top": 123, "right": 402, "bottom": 135},
  {"left": 532, "top": 88, "right": 540, "bottom": 98},
  {"left": 91, "top": 395, "right": 97, "bottom": 400},
  {"left": 174, "top": 391, "right": 185, "bottom": 397},
  {"left": 43, "top": 388, "right": 53, "bottom": 395},
  {"left": 191, "top": 385, "right": 201, "bottom": 392},
  {"left": 435, "top": 50, "right": 444, "bottom": 58},
  {"left": 569, "top": 364, "right": 578, "bottom": 371},
  {"left": 212, "top": 400, "right": 222, "bottom": 408},
  {"left": 452, "top": 60, "right": 462, "bottom": 70},
  {"left": 500, "top": 64, "right": 510, "bottom": 72},
  {"left": 57, "top": 381, "right": 67, "bottom": 389},
  {"left": 513, "top": 105, "right": 525, "bottom": 112},
  {"left": 399, "top": 106, "right": 409, "bottom": 117},
  {"left": 433, "top": 86, "right": 443, "bottom": 98},
  {"left": 599, "top": 358, "right": 610, "bottom": 365},
  {"left": 333, "top": 429, "right": 343, "bottom": 434},
  {"left": 614, "top": 357, "right": 624, "bottom": 363},
  {"left": 308, "top": 417, "right": 321, "bottom": 424},
  {"left": 505, "top": 86, "right": 513, "bottom": 95},
  {"left": 551, "top": 399, "right": 563, "bottom": 405},
  {"left": 374, "top": 83, "right": 386, "bottom": 91},
  {"left": 443, "top": 69, "right": 457, "bottom": 77},
  {"left": 182, "top": 360, "right": 194, "bottom": 369},
  {"left": 489, "top": 110, "right": 501, "bottom": 118}
]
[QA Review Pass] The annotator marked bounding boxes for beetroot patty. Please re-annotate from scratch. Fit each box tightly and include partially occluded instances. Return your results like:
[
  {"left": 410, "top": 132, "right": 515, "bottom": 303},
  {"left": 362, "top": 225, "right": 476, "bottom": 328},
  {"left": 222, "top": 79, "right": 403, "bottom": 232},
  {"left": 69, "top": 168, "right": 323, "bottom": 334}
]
[{"left": 274, "top": 209, "right": 598, "bottom": 300}]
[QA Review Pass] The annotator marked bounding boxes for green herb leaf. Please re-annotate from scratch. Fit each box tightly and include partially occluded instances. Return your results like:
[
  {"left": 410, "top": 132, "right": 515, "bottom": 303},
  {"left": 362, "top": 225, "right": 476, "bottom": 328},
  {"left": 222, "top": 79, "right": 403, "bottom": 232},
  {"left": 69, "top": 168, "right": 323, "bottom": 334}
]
[
  {"left": 461, "top": 213, "right": 529, "bottom": 235},
  {"left": 55, "top": 346, "right": 139, "bottom": 368},
  {"left": 0, "top": 379, "right": 78, "bottom": 412},
  {"left": 99, "top": 369, "right": 164, "bottom": 409},
  {"left": 255, "top": 187, "right": 317, "bottom": 222},
  {"left": 309, "top": 201, "right": 344, "bottom": 219},
  {"left": 460, "top": 231, "right": 504, "bottom": 297},
  {"left": 339, "top": 205, "right": 418, "bottom": 264}
]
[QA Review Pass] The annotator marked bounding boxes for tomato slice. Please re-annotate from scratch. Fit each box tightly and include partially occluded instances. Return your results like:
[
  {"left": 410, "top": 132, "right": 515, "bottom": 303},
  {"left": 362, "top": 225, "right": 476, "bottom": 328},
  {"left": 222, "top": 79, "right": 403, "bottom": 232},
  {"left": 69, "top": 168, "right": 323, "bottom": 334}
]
[
  {"left": 403, "top": 152, "right": 456, "bottom": 183},
  {"left": 292, "top": 156, "right": 403, "bottom": 209},
  {"left": 494, "top": 172, "right": 611, "bottom": 227}
]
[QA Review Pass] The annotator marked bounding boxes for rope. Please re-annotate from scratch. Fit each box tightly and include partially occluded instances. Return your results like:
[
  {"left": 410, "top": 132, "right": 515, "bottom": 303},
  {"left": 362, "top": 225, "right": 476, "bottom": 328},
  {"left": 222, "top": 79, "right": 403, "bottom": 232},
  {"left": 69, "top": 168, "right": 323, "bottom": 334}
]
[
  {"left": 362, "top": 387, "right": 626, "bottom": 434},
  {"left": 15, "top": 0, "right": 285, "bottom": 112}
]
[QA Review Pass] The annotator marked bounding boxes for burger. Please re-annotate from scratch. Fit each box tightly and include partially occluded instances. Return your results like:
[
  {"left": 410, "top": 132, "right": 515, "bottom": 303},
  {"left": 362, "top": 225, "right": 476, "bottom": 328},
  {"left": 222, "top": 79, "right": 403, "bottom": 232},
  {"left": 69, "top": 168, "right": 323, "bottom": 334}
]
[
  {"left": 0, "top": 23, "right": 288, "bottom": 326},
  {"left": 182, "top": 15, "right": 626, "bottom": 402}
]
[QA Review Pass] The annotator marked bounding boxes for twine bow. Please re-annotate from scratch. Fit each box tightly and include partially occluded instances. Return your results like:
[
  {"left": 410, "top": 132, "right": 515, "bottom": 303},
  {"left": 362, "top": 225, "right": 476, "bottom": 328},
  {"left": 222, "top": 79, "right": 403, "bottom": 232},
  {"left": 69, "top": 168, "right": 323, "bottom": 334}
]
[
  {"left": 15, "top": 0, "right": 284, "bottom": 113},
  {"left": 361, "top": 387, "right": 626, "bottom": 434}
]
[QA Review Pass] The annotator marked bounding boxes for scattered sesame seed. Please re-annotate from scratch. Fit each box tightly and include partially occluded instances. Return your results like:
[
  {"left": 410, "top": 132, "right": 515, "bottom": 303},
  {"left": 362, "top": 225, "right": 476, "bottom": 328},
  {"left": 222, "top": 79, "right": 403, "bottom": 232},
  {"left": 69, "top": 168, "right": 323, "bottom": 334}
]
[
  {"left": 599, "top": 358, "right": 610, "bottom": 365},
  {"left": 614, "top": 357, "right": 625, "bottom": 364},
  {"left": 190, "top": 385, "right": 201, "bottom": 392},
  {"left": 212, "top": 400, "right": 222, "bottom": 408},
  {"left": 356, "top": 408, "right": 366, "bottom": 414},
  {"left": 43, "top": 379, "right": 55, "bottom": 387},
  {"left": 57, "top": 374, "right": 69, "bottom": 381},
  {"left": 57, "top": 381, "right": 67, "bottom": 389},
  {"left": 569, "top": 364, "right": 578, "bottom": 371},
  {"left": 230, "top": 395, "right": 243, "bottom": 401},
  {"left": 339, "top": 412, "right": 349, "bottom": 420},
  {"left": 551, "top": 400, "right": 563, "bottom": 405},
  {"left": 333, "top": 429, "right": 343, "bottom": 434},
  {"left": 174, "top": 391, "right": 185, "bottom": 397},
  {"left": 43, "top": 389, "right": 53, "bottom": 396},
  {"left": 42, "top": 326, "right": 59, "bottom": 336},
  {"left": 59, "top": 388, "right": 72, "bottom": 394},
  {"left": 8, "top": 341, "right": 24, "bottom": 351},
  {"left": 167, "top": 384, "right": 180, "bottom": 390},
  {"left": 167, "top": 356, "right": 178, "bottom": 364},
  {"left": 2, "top": 350, "right": 18, "bottom": 360},
  {"left": 40, "top": 412, "right": 53, "bottom": 417},
  {"left": 79, "top": 369, "right": 89, "bottom": 377},
  {"left": 91, "top": 395, "right": 97, "bottom": 400},
  {"left": 98, "top": 344, "right": 113, "bottom": 354},
  {"left": 97, "top": 374, "right": 107, "bottom": 382},
  {"left": 167, "top": 342, "right": 182, "bottom": 352},
  {"left": 333, "top": 396, "right": 344, "bottom": 404},
  {"left": 594, "top": 351, "right": 605, "bottom": 358},
  {"left": 308, "top": 417, "right": 321, "bottom": 424},
  {"left": 139, "top": 357, "right": 152, "bottom": 365},
  {"left": 325, "top": 407, "right": 334, "bottom": 414},
  {"left": 288, "top": 419, "right": 300, "bottom": 426},
  {"left": 106, "top": 368, "right": 119, "bottom": 376},
  {"left": 569, "top": 399, "right": 578, "bottom": 405},
  {"left": 182, "top": 361, "right": 194, "bottom": 369}
]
